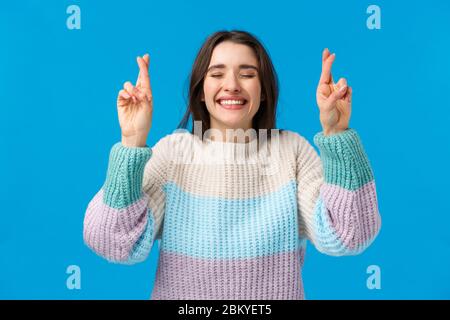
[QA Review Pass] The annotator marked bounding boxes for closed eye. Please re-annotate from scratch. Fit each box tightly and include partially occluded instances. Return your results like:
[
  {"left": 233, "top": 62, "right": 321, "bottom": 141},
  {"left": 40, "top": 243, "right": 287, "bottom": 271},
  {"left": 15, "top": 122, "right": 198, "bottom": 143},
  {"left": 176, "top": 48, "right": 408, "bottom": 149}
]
[{"left": 209, "top": 73, "right": 256, "bottom": 79}]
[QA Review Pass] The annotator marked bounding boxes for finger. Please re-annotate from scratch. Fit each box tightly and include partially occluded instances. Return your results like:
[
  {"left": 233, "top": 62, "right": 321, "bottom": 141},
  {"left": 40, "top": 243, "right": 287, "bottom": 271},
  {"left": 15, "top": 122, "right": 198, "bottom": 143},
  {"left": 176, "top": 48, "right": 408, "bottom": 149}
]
[
  {"left": 124, "top": 81, "right": 139, "bottom": 104},
  {"left": 317, "top": 83, "right": 332, "bottom": 100},
  {"left": 118, "top": 90, "right": 131, "bottom": 107},
  {"left": 334, "top": 78, "right": 347, "bottom": 91},
  {"left": 322, "top": 49, "right": 335, "bottom": 85},
  {"left": 136, "top": 55, "right": 151, "bottom": 90},
  {"left": 322, "top": 48, "right": 330, "bottom": 62},
  {"left": 134, "top": 87, "right": 147, "bottom": 101},
  {"left": 327, "top": 84, "right": 348, "bottom": 105},
  {"left": 123, "top": 87, "right": 134, "bottom": 99},
  {"left": 345, "top": 86, "right": 352, "bottom": 104},
  {"left": 118, "top": 98, "right": 128, "bottom": 107},
  {"left": 319, "top": 51, "right": 335, "bottom": 84},
  {"left": 136, "top": 56, "right": 143, "bottom": 86},
  {"left": 138, "top": 54, "right": 153, "bottom": 101},
  {"left": 119, "top": 89, "right": 131, "bottom": 100},
  {"left": 124, "top": 81, "right": 137, "bottom": 96},
  {"left": 319, "top": 92, "right": 328, "bottom": 101},
  {"left": 142, "top": 54, "right": 151, "bottom": 95}
]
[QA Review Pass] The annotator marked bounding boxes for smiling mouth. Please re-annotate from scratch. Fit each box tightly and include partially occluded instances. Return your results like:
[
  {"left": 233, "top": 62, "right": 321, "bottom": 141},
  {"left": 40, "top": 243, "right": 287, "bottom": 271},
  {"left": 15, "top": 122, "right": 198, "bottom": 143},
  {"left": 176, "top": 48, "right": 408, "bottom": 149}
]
[{"left": 216, "top": 99, "right": 248, "bottom": 110}]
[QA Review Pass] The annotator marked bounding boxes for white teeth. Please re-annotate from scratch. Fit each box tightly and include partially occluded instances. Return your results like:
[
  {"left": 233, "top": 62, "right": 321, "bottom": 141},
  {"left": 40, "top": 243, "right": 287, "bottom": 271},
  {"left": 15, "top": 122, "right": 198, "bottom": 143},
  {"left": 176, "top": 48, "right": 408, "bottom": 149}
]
[{"left": 220, "top": 99, "right": 245, "bottom": 105}]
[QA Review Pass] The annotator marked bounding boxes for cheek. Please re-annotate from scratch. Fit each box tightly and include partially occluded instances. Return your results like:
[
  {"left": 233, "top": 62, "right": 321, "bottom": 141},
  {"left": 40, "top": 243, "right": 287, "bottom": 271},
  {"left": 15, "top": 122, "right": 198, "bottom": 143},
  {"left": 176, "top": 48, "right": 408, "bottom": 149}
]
[
  {"left": 202, "top": 82, "right": 220, "bottom": 114},
  {"left": 203, "top": 81, "right": 219, "bottom": 102},
  {"left": 247, "top": 81, "right": 262, "bottom": 100},
  {"left": 247, "top": 84, "right": 262, "bottom": 116}
]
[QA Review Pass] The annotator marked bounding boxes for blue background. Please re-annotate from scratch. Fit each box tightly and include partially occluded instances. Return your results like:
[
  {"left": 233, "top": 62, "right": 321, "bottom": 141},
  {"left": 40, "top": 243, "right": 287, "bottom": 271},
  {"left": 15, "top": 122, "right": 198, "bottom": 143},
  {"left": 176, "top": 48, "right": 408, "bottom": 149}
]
[{"left": 1, "top": 0, "right": 449, "bottom": 299}]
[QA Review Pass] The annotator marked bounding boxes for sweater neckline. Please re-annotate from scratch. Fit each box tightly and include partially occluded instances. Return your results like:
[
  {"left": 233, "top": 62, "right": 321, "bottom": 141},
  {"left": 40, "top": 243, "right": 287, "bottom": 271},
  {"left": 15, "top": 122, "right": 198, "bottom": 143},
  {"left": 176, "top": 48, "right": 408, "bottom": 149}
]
[{"left": 192, "top": 132, "right": 263, "bottom": 162}]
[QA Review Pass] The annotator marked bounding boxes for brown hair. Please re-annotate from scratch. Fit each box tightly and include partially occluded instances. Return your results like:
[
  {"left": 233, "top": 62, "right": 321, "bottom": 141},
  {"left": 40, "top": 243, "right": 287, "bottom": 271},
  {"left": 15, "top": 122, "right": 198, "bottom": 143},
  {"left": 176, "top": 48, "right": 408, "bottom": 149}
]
[{"left": 177, "top": 30, "right": 279, "bottom": 139}]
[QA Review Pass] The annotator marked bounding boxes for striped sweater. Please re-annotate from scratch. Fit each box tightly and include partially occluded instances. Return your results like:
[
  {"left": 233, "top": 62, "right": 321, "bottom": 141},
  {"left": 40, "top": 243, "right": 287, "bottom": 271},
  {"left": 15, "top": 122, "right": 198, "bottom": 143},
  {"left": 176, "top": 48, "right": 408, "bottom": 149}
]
[{"left": 83, "top": 128, "right": 381, "bottom": 300}]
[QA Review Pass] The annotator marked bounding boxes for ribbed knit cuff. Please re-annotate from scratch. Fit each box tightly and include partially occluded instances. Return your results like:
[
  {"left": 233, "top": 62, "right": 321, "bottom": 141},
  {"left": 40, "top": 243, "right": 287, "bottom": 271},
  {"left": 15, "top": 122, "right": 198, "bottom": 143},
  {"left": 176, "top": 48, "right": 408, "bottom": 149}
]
[
  {"left": 102, "top": 142, "right": 152, "bottom": 209},
  {"left": 313, "top": 129, "right": 373, "bottom": 190}
]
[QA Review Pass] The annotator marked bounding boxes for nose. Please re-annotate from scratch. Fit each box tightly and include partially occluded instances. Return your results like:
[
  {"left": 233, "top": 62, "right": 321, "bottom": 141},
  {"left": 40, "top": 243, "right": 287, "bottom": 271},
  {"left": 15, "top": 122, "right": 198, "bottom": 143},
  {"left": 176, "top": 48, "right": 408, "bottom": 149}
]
[{"left": 223, "top": 73, "right": 241, "bottom": 93}]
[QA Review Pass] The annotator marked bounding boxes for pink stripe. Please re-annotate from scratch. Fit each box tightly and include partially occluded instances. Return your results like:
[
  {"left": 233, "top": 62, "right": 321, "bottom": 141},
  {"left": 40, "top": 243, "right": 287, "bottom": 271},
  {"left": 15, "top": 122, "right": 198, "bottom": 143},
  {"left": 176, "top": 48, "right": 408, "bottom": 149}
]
[
  {"left": 320, "top": 180, "right": 381, "bottom": 251},
  {"left": 83, "top": 189, "right": 149, "bottom": 262},
  {"left": 151, "top": 249, "right": 306, "bottom": 300}
]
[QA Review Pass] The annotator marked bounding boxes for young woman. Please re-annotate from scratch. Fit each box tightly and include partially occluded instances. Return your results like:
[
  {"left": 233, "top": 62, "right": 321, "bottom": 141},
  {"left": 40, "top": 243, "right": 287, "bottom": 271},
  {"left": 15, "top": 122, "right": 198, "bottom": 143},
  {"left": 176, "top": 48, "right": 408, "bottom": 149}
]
[{"left": 83, "top": 30, "right": 381, "bottom": 300}]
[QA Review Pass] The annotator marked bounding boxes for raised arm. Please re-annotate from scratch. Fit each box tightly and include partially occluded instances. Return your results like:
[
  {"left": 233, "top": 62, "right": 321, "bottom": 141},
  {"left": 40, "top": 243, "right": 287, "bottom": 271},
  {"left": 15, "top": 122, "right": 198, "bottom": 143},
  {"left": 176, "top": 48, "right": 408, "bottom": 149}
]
[{"left": 83, "top": 54, "right": 167, "bottom": 264}]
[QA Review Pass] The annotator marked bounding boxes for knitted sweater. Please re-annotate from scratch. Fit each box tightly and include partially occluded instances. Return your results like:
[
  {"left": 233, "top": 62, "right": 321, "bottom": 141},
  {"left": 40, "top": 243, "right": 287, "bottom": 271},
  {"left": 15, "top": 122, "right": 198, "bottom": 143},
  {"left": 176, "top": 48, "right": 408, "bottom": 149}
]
[{"left": 83, "top": 128, "right": 381, "bottom": 300}]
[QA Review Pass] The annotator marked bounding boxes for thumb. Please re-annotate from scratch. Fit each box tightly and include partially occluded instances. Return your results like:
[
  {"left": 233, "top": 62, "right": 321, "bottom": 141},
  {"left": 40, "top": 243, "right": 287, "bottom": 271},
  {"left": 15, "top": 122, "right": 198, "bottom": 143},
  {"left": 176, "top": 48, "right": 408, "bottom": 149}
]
[{"left": 327, "top": 85, "right": 347, "bottom": 105}]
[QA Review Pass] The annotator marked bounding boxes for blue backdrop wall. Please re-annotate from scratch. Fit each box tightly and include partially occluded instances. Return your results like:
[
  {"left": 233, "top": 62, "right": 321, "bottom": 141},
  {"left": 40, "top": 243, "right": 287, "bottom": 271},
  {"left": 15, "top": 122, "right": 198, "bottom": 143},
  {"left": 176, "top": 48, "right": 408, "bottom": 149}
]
[{"left": 1, "top": 0, "right": 449, "bottom": 299}]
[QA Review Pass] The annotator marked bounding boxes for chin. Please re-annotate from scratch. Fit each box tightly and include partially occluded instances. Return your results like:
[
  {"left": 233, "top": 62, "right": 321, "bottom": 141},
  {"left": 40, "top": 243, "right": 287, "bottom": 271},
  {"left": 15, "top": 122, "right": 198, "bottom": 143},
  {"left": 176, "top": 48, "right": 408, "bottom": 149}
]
[{"left": 217, "top": 115, "right": 248, "bottom": 128}]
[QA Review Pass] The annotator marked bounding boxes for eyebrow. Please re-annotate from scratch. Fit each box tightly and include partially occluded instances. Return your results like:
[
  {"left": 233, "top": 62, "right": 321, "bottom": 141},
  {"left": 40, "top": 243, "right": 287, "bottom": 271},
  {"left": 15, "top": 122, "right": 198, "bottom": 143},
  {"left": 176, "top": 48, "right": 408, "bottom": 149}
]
[{"left": 207, "top": 64, "right": 259, "bottom": 72}]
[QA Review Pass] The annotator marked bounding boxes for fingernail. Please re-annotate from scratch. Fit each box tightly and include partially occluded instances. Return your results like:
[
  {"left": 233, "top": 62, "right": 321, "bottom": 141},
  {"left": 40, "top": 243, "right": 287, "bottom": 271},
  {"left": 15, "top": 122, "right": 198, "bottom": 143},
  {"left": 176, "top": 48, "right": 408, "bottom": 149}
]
[{"left": 339, "top": 85, "right": 347, "bottom": 92}]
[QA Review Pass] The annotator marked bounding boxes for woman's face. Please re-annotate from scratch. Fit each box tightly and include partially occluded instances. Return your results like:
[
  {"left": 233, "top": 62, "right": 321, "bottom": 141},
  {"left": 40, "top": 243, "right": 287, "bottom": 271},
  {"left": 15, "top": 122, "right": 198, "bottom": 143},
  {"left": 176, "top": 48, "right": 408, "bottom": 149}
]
[{"left": 203, "top": 41, "right": 262, "bottom": 132}]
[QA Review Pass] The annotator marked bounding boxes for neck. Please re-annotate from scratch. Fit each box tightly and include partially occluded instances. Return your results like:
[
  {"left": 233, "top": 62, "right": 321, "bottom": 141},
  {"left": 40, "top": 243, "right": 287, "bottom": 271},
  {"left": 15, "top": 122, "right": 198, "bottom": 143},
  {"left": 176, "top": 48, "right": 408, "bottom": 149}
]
[{"left": 208, "top": 119, "right": 254, "bottom": 143}]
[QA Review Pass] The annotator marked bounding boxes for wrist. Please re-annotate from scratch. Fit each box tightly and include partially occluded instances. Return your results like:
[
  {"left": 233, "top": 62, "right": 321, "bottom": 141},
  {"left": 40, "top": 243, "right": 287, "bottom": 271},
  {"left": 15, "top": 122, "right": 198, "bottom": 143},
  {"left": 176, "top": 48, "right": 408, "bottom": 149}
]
[
  {"left": 121, "top": 135, "right": 148, "bottom": 148},
  {"left": 322, "top": 127, "right": 346, "bottom": 136}
]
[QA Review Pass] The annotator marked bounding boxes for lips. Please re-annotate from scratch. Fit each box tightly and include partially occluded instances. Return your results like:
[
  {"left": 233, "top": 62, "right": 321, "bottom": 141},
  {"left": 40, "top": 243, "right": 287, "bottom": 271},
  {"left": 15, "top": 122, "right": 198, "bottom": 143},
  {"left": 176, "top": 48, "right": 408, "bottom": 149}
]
[{"left": 216, "top": 97, "right": 248, "bottom": 110}]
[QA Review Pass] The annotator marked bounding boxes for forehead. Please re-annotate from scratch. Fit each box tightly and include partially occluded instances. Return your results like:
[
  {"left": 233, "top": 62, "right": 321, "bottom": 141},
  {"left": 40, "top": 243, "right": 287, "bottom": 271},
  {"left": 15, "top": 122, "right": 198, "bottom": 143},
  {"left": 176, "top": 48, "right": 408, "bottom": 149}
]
[{"left": 209, "top": 41, "right": 258, "bottom": 66}]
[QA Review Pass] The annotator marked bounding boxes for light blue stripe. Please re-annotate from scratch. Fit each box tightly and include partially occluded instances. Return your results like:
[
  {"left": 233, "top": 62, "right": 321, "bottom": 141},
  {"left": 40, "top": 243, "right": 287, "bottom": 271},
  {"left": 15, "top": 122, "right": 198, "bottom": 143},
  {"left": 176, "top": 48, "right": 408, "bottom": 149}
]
[
  {"left": 312, "top": 197, "right": 369, "bottom": 256},
  {"left": 122, "top": 209, "right": 155, "bottom": 265},
  {"left": 160, "top": 181, "right": 300, "bottom": 259}
]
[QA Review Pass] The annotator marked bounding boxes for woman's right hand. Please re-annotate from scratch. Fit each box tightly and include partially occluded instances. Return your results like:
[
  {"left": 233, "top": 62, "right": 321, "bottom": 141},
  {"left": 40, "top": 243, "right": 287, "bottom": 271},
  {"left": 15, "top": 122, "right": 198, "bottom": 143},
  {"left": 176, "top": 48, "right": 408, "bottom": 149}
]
[{"left": 117, "top": 54, "right": 153, "bottom": 147}]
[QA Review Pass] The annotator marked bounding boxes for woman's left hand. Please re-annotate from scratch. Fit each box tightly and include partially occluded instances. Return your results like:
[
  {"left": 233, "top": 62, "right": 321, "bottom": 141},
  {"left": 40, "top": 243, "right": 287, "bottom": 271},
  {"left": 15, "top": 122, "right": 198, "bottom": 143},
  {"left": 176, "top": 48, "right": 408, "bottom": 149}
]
[{"left": 316, "top": 48, "right": 352, "bottom": 136}]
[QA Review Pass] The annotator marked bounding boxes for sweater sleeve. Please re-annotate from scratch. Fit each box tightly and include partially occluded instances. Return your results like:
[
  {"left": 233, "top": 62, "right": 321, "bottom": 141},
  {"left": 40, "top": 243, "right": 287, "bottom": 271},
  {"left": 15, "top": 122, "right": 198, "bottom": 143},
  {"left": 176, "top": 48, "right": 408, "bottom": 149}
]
[
  {"left": 296, "top": 129, "right": 381, "bottom": 256},
  {"left": 83, "top": 137, "right": 169, "bottom": 265}
]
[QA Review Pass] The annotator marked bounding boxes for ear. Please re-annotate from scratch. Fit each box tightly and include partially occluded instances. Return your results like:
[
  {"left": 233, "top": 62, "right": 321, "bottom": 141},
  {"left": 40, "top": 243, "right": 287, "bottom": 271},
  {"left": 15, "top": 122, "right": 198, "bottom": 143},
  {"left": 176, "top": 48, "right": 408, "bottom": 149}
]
[
  {"left": 201, "top": 91, "right": 205, "bottom": 101},
  {"left": 261, "top": 92, "right": 265, "bottom": 101}
]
